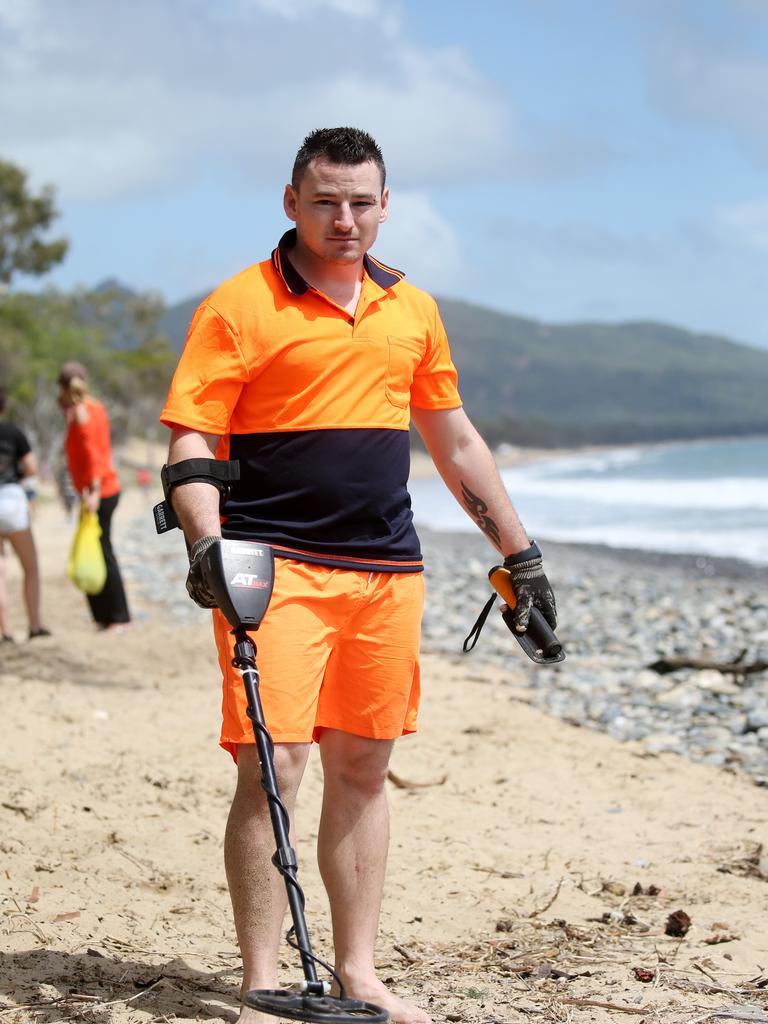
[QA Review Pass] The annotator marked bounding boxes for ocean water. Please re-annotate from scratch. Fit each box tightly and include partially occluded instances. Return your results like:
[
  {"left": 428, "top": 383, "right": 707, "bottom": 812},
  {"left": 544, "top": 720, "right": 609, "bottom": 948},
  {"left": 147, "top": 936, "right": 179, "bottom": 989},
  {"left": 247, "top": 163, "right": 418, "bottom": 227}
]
[{"left": 409, "top": 436, "right": 768, "bottom": 566}]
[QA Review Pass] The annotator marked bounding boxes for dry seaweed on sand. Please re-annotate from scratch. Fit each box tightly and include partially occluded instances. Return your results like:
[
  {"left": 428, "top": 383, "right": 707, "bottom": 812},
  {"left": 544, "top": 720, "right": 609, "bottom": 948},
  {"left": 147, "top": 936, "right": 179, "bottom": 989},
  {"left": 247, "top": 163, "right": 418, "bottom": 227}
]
[{"left": 375, "top": 917, "right": 768, "bottom": 1023}]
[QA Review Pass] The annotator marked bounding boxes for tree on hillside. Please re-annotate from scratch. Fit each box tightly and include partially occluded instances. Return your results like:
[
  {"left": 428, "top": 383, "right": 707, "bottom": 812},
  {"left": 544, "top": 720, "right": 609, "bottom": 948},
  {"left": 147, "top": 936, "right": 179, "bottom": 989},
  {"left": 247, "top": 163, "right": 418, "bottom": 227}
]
[
  {"left": 0, "top": 291, "right": 109, "bottom": 468},
  {"left": 0, "top": 159, "right": 68, "bottom": 287},
  {"left": 0, "top": 286, "right": 177, "bottom": 472},
  {"left": 81, "top": 286, "right": 177, "bottom": 446}
]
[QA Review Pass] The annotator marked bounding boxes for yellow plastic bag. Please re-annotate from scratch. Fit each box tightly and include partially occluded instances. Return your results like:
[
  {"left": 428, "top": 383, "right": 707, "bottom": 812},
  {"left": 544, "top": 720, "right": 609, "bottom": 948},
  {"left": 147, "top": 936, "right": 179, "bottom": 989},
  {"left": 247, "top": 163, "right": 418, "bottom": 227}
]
[{"left": 67, "top": 508, "right": 107, "bottom": 595}]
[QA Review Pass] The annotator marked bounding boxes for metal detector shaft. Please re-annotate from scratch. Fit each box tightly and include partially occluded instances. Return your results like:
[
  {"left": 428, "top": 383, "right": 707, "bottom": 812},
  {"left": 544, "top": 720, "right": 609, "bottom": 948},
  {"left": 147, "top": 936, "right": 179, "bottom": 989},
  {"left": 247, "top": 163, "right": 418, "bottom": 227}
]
[{"left": 234, "top": 632, "right": 320, "bottom": 988}]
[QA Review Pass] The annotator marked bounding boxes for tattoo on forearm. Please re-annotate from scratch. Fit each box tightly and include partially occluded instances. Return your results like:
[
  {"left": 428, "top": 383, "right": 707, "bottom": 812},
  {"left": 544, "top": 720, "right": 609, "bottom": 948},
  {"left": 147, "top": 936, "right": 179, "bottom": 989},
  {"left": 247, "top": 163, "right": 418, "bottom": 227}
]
[{"left": 460, "top": 482, "right": 501, "bottom": 546}]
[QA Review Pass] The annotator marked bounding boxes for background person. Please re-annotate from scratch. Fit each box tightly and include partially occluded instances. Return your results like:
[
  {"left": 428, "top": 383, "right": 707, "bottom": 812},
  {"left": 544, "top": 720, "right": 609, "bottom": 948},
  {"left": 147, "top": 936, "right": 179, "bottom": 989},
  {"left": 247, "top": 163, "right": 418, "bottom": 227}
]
[
  {"left": 160, "top": 127, "right": 557, "bottom": 1024},
  {"left": 0, "top": 387, "right": 50, "bottom": 641},
  {"left": 57, "top": 362, "right": 131, "bottom": 630}
]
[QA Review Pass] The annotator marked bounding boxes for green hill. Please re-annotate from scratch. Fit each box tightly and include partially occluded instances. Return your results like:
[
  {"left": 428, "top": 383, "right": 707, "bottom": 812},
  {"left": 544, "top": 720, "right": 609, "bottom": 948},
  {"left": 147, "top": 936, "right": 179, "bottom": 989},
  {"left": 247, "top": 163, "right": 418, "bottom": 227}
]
[{"left": 160, "top": 292, "right": 768, "bottom": 447}]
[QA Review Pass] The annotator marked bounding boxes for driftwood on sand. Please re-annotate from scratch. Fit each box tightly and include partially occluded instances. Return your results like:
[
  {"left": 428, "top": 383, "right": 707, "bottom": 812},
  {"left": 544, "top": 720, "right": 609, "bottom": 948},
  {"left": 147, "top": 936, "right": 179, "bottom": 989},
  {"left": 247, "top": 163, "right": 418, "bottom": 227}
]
[{"left": 648, "top": 648, "right": 768, "bottom": 678}]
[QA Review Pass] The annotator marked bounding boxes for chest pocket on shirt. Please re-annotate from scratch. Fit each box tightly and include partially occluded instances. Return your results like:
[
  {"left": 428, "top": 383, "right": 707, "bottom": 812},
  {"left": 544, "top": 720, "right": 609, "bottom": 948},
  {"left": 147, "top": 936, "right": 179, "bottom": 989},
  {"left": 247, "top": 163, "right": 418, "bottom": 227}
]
[{"left": 386, "top": 336, "right": 425, "bottom": 409}]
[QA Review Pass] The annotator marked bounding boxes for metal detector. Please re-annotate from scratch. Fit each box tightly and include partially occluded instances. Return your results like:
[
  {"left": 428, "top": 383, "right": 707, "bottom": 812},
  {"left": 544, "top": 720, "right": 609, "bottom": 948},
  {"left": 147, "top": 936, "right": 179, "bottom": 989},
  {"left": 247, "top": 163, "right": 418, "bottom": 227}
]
[
  {"left": 462, "top": 564, "right": 565, "bottom": 662},
  {"left": 488, "top": 565, "right": 565, "bottom": 664},
  {"left": 200, "top": 539, "right": 389, "bottom": 1024}
]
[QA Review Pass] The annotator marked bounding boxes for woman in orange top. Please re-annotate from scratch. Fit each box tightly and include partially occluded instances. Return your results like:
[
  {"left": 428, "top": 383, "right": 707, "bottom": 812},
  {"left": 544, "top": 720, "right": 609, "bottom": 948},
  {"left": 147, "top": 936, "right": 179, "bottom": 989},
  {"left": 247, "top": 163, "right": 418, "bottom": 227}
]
[{"left": 57, "top": 362, "right": 130, "bottom": 629}]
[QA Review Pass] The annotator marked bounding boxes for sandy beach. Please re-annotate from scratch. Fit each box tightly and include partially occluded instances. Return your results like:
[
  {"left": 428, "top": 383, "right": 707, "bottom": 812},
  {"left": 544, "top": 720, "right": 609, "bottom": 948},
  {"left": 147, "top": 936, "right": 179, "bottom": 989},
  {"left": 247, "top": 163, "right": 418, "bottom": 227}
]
[{"left": 2, "top": 472, "right": 768, "bottom": 1024}]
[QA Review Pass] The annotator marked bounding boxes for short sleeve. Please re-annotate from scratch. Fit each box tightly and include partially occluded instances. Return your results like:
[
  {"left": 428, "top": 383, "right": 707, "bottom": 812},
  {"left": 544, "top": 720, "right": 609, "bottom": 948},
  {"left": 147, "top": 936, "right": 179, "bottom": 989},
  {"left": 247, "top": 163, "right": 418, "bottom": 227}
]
[
  {"left": 410, "top": 300, "right": 462, "bottom": 410},
  {"left": 160, "top": 304, "right": 250, "bottom": 435},
  {"left": 13, "top": 426, "right": 31, "bottom": 460},
  {"left": 0, "top": 425, "right": 30, "bottom": 483}
]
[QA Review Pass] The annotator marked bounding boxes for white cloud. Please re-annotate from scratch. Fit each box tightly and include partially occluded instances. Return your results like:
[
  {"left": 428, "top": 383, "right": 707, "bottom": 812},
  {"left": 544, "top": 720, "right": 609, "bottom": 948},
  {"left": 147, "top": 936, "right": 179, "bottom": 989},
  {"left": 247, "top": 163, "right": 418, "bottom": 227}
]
[
  {"left": 248, "top": 0, "right": 385, "bottom": 19},
  {"left": 0, "top": 0, "right": 40, "bottom": 31},
  {"left": 716, "top": 199, "right": 768, "bottom": 250},
  {"left": 650, "top": 30, "right": 768, "bottom": 163},
  {"left": 0, "top": 0, "right": 514, "bottom": 200},
  {"left": 374, "top": 191, "right": 462, "bottom": 293}
]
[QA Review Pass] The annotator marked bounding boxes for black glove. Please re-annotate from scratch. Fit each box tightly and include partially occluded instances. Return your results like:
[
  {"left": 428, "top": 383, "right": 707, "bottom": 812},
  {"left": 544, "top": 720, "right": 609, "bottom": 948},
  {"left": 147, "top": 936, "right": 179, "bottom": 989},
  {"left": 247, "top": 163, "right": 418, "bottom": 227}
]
[
  {"left": 503, "top": 542, "right": 557, "bottom": 632},
  {"left": 186, "top": 535, "right": 221, "bottom": 608}
]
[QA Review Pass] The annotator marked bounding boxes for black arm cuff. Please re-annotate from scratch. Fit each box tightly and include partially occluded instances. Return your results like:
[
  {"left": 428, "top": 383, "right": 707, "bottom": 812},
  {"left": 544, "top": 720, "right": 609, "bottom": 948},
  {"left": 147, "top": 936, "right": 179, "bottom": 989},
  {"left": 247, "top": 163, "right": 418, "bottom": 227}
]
[
  {"left": 161, "top": 459, "right": 240, "bottom": 499},
  {"left": 153, "top": 459, "right": 240, "bottom": 536},
  {"left": 503, "top": 540, "right": 541, "bottom": 565}
]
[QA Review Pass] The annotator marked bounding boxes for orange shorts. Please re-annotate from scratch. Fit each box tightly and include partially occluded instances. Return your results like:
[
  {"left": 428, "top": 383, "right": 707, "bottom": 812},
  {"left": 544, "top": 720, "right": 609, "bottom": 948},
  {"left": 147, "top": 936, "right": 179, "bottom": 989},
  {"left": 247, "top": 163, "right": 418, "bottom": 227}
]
[{"left": 213, "top": 558, "right": 425, "bottom": 759}]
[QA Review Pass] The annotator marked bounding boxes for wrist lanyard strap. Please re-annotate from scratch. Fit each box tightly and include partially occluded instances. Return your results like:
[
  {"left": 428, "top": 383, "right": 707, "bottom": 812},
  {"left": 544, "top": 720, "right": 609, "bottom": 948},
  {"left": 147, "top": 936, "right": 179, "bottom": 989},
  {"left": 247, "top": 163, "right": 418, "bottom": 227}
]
[{"left": 462, "top": 593, "right": 497, "bottom": 652}]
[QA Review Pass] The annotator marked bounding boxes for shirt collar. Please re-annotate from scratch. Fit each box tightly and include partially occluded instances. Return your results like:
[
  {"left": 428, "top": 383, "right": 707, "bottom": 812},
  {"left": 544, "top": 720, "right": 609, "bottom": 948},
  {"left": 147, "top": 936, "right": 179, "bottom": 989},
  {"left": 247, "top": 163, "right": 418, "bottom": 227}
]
[{"left": 271, "top": 229, "right": 405, "bottom": 295}]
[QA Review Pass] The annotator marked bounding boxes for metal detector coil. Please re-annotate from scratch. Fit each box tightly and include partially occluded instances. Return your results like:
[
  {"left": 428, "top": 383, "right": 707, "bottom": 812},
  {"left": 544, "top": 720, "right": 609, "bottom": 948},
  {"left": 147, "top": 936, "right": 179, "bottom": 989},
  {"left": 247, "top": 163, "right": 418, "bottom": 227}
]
[{"left": 244, "top": 989, "right": 388, "bottom": 1023}]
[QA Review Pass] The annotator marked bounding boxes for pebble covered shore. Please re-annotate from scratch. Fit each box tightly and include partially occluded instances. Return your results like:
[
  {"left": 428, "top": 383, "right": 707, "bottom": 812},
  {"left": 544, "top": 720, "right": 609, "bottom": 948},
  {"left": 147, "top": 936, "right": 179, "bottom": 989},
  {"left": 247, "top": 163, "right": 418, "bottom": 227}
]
[
  {"left": 125, "top": 513, "right": 768, "bottom": 785},
  {"left": 419, "top": 528, "right": 768, "bottom": 785}
]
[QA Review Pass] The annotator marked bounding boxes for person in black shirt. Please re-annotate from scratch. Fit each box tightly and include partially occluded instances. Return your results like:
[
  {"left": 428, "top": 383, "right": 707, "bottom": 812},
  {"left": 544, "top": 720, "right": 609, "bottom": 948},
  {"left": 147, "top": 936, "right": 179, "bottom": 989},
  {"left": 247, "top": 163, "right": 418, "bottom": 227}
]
[{"left": 0, "top": 388, "right": 50, "bottom": 641}]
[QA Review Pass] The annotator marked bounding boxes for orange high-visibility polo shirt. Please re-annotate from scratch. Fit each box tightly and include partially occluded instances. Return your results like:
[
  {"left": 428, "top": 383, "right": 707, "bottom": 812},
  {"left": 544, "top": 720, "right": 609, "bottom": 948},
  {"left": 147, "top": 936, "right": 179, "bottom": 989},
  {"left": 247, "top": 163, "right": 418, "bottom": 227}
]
[{"left": 161, "top": 229, "right": 462, "bottom": 571}]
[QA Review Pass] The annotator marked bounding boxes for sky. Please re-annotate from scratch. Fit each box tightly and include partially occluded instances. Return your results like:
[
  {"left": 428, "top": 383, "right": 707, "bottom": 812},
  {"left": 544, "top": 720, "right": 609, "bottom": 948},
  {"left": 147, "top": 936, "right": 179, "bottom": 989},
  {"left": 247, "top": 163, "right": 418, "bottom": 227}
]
[{"left": 2, "top": 0, "right": 768, "bottom": 349}]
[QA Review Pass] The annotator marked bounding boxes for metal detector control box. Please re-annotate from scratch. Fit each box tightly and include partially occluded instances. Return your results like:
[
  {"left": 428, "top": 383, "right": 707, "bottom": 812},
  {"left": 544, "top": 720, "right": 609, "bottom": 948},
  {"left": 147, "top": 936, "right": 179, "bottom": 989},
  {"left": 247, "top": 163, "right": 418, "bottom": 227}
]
[{"left": 203, "top": 540, "right": 275, "bottom": 631}]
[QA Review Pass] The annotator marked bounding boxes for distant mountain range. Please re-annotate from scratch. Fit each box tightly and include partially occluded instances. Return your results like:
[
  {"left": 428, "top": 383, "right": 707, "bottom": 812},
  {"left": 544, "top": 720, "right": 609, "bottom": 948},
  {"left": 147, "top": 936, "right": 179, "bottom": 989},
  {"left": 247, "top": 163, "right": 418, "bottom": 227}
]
[{"left": 159, "top": 290, "right": 768, "bottom": 447}]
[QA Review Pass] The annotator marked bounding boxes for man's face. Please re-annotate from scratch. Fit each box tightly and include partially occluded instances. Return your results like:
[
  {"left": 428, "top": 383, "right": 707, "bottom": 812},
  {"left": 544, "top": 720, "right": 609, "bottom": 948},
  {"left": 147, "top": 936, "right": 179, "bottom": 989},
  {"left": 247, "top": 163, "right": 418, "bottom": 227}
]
[{"left": 283, "top": 157, "right": 389, "bottom": 267}]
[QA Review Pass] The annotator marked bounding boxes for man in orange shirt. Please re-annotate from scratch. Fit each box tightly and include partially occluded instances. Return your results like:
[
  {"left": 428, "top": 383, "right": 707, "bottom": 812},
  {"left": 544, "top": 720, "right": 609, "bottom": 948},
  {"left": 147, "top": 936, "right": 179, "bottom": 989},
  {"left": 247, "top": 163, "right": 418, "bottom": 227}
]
[{"left": 161, "top": 127, "right": 556, "bottom": 1024}]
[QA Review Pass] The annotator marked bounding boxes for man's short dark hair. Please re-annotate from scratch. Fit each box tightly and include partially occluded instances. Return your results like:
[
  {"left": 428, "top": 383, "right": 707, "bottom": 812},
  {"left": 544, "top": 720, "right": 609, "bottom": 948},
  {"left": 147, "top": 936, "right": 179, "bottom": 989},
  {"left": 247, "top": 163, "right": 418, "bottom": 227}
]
[{"left": 292, "top": 127, "right": 386, "bottom": 190}]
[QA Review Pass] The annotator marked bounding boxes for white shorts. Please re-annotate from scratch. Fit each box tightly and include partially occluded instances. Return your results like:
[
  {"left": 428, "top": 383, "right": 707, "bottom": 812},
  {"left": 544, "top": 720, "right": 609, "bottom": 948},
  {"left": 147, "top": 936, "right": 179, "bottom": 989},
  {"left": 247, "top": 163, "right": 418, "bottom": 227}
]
[{"left": 0, "top": 484, "right": 30, "bottom": 535}]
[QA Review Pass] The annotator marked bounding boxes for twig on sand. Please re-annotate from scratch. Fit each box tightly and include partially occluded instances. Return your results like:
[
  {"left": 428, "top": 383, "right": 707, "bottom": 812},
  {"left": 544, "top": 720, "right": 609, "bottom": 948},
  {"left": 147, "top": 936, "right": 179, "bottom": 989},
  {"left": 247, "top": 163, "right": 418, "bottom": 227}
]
[
  {"left": 0, "top": 1000, "right": 68, "bottom": 1017},
  {"left": 36, "top": 978, "right": 164, "bottom": 1023},
  {"left": 647, "top": 651, "right": 767, "bottom": 677},
  {"left": 386, "top": 769, "right": 447, "bottom": 789},
  {"left": 472, "top": 865, "right": 523, "bottom": 879},
  {"left": 693, "top": 961, "right": 742, "bottom": 997},
  {"left": 394, "top": 943, "right": 421, "bottom": 964},
  {"left": 687, "top": 1009, "right": 768, "bottom": 1024},
  {"left": 111, "top": 844, "right": 155, "bottom": 873},
  {"left": 561, "top": 996, "right": 652, "bottom": 1014},
  {"left": 527, "top": 876, "right": 564, "bottom": 918}
]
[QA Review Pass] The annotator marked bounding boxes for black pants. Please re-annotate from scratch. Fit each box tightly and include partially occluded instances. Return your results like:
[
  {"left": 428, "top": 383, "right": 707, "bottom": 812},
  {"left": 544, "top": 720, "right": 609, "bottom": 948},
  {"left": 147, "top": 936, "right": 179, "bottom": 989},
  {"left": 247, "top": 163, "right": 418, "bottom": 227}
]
[{"left": 87, "top": 492, "right": 131, "bottom": 626}]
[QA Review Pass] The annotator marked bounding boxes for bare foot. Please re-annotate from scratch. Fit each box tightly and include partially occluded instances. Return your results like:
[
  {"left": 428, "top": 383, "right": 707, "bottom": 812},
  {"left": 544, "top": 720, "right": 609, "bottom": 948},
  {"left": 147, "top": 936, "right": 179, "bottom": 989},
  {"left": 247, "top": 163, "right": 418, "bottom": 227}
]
[
  {"left": 237, "top": 985, "right": 284, "bottom": 1024},
  {"left": 341, "top": 976, "right": 432, "bottom": 1024},
  {"left": 238, "top": 1006, "right": 277, "bottom": 1024}
]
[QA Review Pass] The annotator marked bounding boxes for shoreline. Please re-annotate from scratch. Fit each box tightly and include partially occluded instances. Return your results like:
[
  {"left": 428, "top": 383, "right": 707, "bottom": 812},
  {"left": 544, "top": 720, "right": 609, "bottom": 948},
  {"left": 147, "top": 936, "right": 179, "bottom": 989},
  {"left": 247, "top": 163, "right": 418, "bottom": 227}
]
[
  {"left": 410, "top": 430, "right": 768, "bottom": 479},
  {"left": 418, "top": 525, "right": 768, "bottom": 581},
  {"left": 410, "top": 432, "right": 768, "bottom": 573}
]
